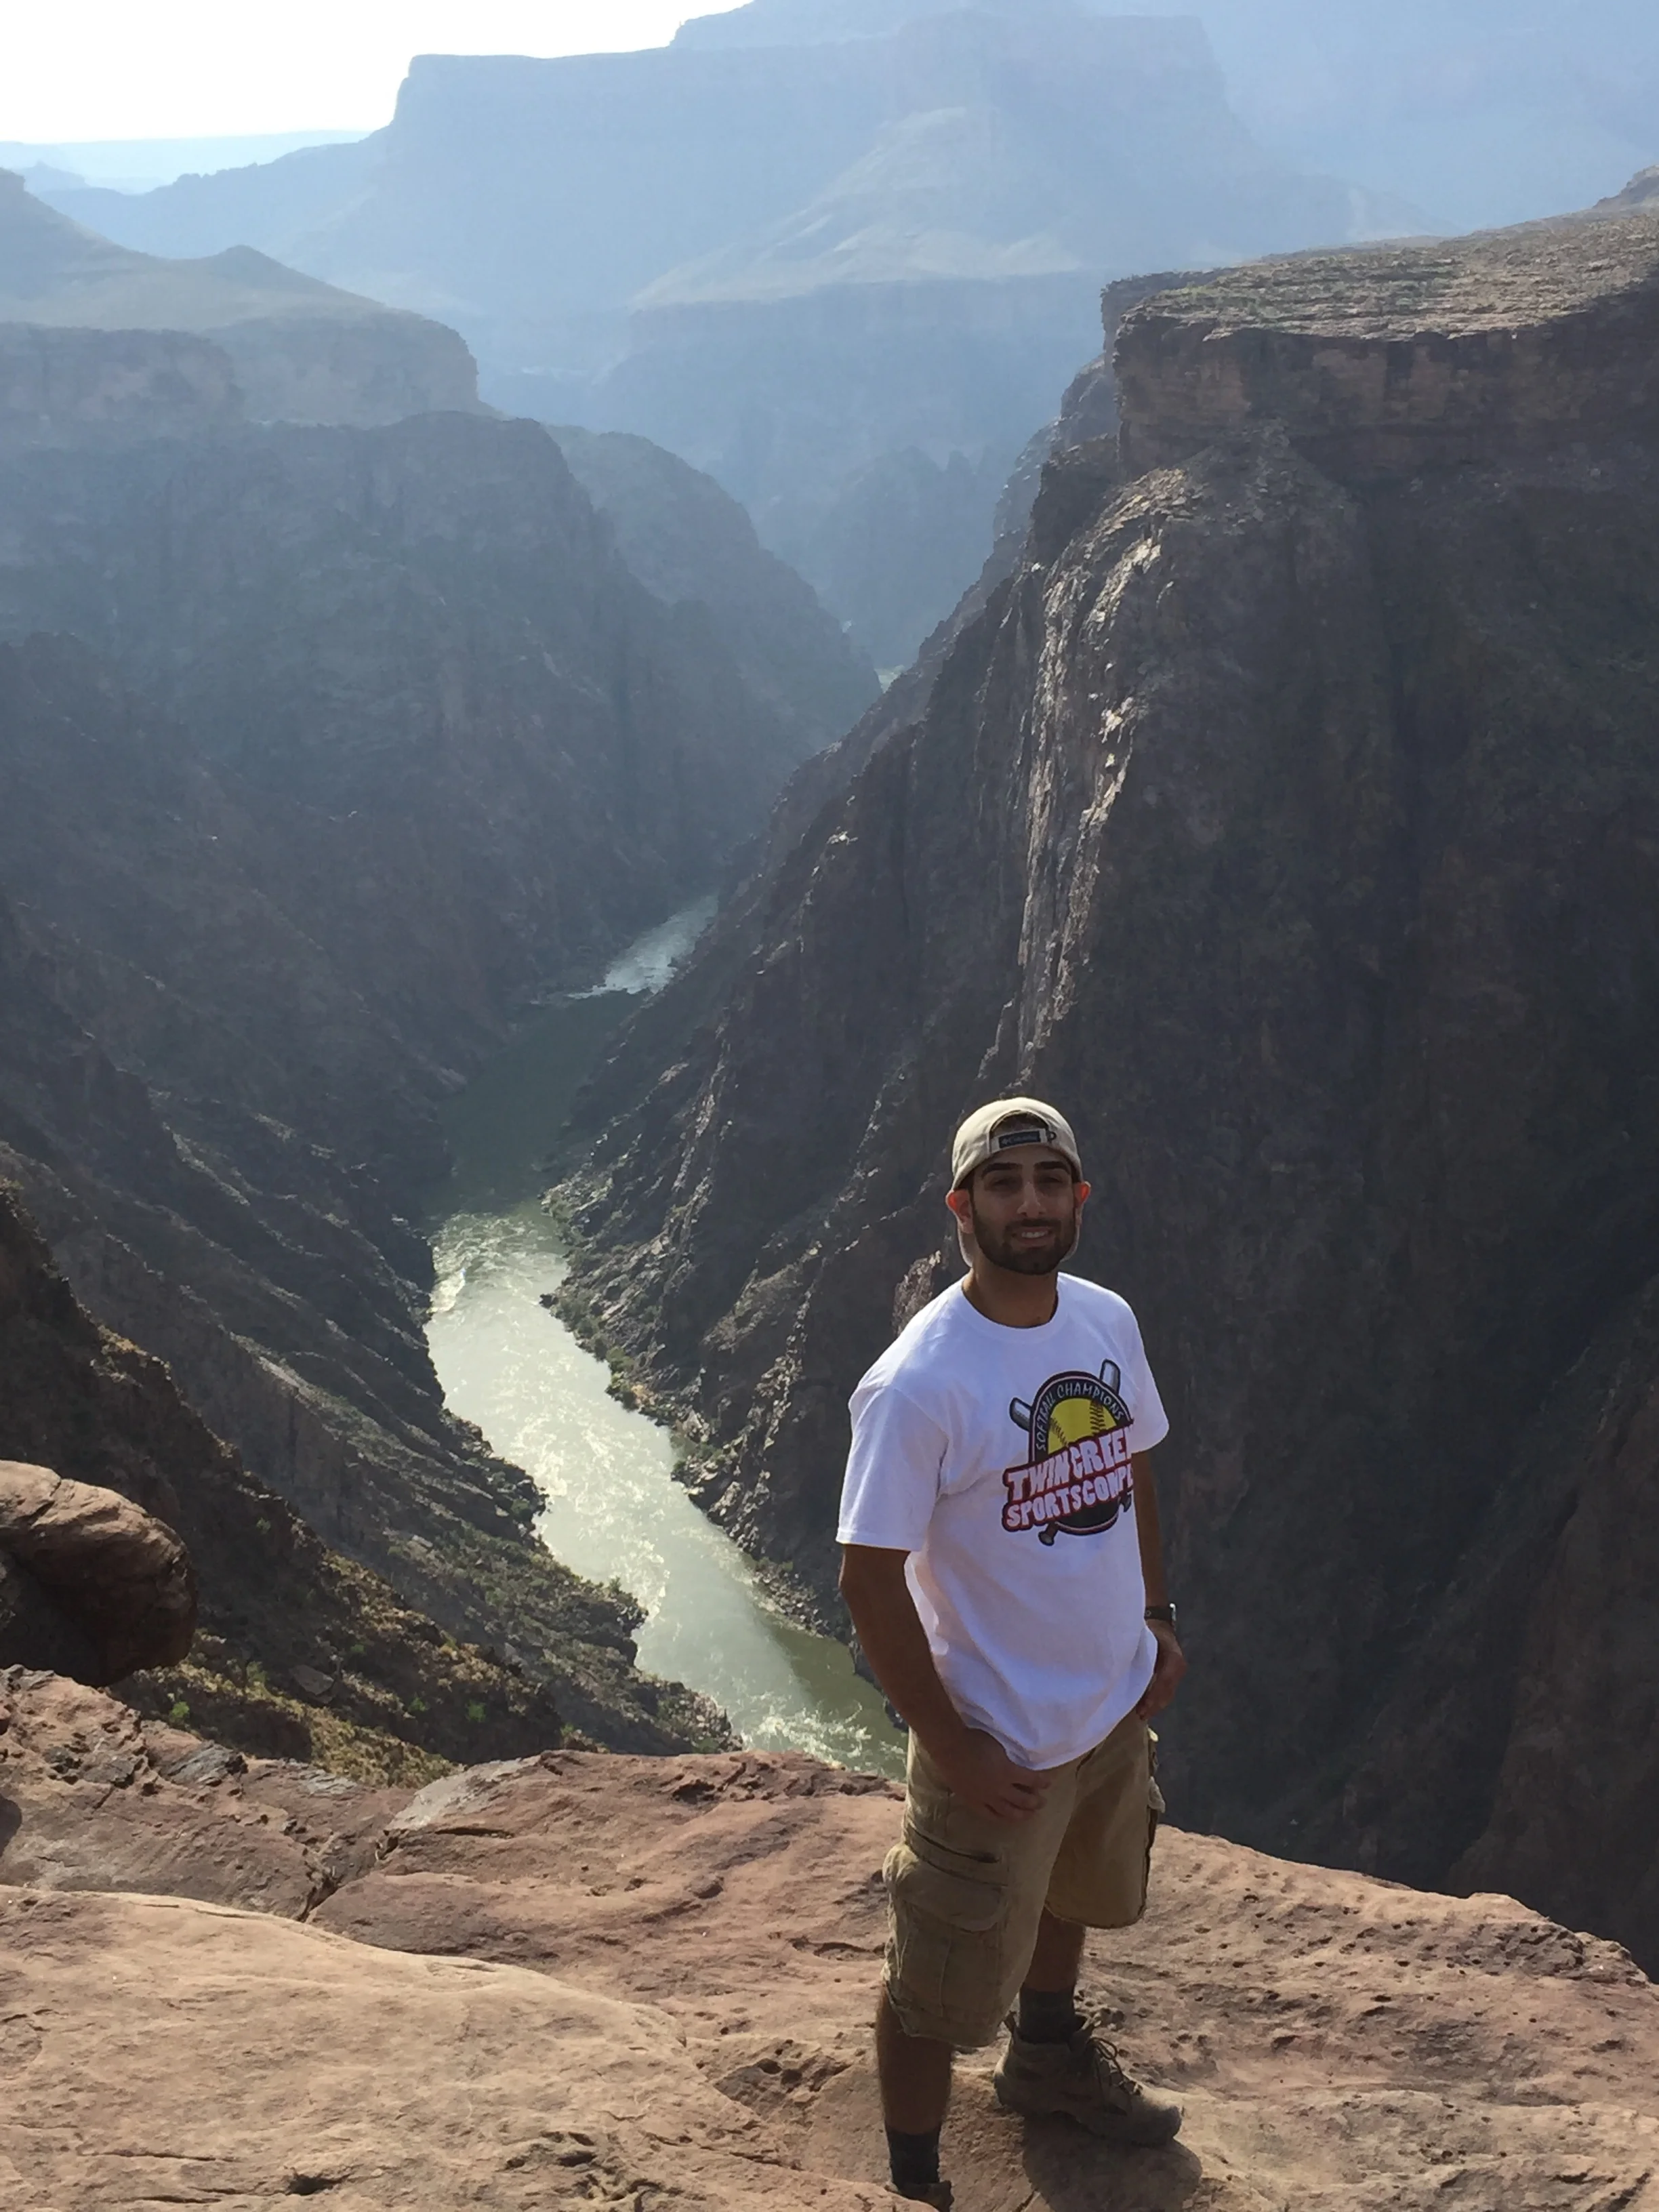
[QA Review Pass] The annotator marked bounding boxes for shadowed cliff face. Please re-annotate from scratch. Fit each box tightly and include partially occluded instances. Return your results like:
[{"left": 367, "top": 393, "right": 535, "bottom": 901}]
[
  {"left": 0, "top": 1184, "right": 579, "bottom": 1773},
  {"left": 559, "top": 208, "right": 1659, "bottom": 1962},
  {"left": 0, "top": 405, "right": 836, "bottom": 1754}
]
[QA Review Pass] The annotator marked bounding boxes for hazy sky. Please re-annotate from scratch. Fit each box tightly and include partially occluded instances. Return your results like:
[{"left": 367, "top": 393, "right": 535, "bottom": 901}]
[{"left": 1, "top": 2, "right": 727, "bottom": 143}]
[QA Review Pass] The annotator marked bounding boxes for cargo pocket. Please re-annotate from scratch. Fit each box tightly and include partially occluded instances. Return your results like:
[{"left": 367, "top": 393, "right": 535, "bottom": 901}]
[{"left": 883, "top": 1827, "right": 1008, "bottom": 2048}]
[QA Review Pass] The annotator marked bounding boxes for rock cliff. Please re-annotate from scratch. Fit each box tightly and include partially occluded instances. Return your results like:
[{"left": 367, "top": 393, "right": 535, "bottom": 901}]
[
  {"left": 47, "top": 14, "right": 1411, "bottom": 661},
  {"left": 0, "top": 323, "right": 242, "bottom": 453},
  {"left": 678, "top": 0, "right": 1659, "bottom": 235},
  {"left": 558, "top": 207, "right": 1659, "bottom": 1963},
  {"left": 0, "top": 404, "right": 842, "bottom": 1753},
  {"left": 3, "top": 1671, "right": 1656, "bottom": 2209},
  {"left": 0, "top": 167, "right": 480, "bottom": 427},
  {"left": 0, "top": 1189, "right": 611, "bottom": 1773},
  {"left": 550, "top": 424, "right": 879, "bottom": 754}
]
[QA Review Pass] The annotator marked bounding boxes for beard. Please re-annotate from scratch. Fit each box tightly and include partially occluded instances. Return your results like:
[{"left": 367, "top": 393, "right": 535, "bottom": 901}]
[{"left": 968, "top": 1195, "right": 1080, "bottom": 1275}]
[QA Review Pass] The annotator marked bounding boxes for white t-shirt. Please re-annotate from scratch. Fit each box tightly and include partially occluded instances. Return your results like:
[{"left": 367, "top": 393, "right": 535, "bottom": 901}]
[{"left": 837, "top": 1273, "right": 1169, "bottom": 1770}]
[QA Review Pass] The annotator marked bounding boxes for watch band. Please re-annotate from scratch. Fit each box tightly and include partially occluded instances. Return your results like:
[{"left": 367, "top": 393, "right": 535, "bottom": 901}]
[{"left": 1144, "top": 1603, "right": 1178, "bottom": 1629}]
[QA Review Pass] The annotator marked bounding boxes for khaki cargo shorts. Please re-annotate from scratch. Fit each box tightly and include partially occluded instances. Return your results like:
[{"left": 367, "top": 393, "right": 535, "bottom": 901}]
[{"left": 882, "top": 1711, "right": 1164, "bottom": 2049}]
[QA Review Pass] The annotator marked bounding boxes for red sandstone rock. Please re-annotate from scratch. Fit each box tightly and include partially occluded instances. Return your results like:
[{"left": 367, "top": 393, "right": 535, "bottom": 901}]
[
  {"left": 0, "top": 1459, "right": 195, "bottom": 1681},
  {"left": 1, "top": 1675, "right": 1656, "bottom": 2207}
]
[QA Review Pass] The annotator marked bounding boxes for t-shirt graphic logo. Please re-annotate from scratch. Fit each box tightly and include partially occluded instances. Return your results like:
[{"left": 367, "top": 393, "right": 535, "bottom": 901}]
[{"left": 1002, "top": 1361, "right": 1134, "bottom": 1545}]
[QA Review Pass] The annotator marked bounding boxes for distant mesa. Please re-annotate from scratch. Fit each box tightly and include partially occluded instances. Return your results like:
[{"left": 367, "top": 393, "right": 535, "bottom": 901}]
[
  {"left": 674, "top": 0, "right": 1128, "bottom": 44},
  {"left": 24, "top": 9, "right": 1420, "bottom": 665},
  {"left": 0, "top": 167, "right": 480, "bottom": 434}
]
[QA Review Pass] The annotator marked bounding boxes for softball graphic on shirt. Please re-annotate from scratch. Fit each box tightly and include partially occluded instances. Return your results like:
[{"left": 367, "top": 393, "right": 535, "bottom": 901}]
[{"left": 1002, "top": 1361, "right": 1134, "bottom": 1544}]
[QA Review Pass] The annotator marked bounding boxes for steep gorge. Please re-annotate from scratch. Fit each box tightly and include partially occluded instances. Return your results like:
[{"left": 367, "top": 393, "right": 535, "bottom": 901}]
[
  {"left": 0, "top": 398, "right": 865, "bottom": 1753},
  {"left": 559, "top": 206, "right": 1659, "bottom": 1963}
]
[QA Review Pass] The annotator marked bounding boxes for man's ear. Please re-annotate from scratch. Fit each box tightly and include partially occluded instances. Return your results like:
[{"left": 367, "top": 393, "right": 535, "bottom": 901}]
[
  {"left": 1076, "top": 1180, "right": 1092, "bottom": 1206},
  {"left": 945, "top": 1185, "right": 972, "bottom": 1227}
]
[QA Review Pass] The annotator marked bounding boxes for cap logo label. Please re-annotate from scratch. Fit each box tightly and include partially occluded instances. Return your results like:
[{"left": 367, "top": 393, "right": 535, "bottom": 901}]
[{"left": 993, "top": 1126, "right": 1050, "bottom": 1151}]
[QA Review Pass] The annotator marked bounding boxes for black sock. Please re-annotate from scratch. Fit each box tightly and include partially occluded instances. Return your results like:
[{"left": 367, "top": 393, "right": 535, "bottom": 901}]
[
  {"left": 886, "top": 2127, "right": 941, "bottom": 2194},
  {"left": 1018, "top": 1986, "right": 1084, "bottom": 2043}
]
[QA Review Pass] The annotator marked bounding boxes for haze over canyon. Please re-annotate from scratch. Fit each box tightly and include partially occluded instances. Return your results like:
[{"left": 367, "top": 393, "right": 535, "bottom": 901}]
[{"left": 3, "top": 4, "right": 1659, "bottom": 2205}]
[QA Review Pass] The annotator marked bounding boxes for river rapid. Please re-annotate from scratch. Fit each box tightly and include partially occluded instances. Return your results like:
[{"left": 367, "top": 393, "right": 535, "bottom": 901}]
[{"left": 426, "top": 905, "right": 903, "bottom": 1774}]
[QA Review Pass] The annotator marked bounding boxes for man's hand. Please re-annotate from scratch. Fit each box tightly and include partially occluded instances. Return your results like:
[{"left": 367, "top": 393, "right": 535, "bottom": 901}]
[
  {"left": 1136, "top": 1620, "right": 1187, "bottom": 1719},
  {"left": 928, "top": 1727, "right": 1054, "bottom": 1822}
]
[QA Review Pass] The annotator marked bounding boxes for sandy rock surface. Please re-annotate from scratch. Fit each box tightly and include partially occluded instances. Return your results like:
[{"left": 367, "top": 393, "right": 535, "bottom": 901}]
[
  {"left": 3, "top": 1678, "right": 1658, "bottom": 2210},
  {"left": 0, "top": 1668, "right": 407, "bottom": 1915}
]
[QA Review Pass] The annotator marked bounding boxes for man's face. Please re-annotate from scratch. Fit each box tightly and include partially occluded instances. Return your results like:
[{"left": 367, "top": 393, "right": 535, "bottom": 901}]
[{"left": 948, "top": 1145, "right": 1087, "bottom": 1275}]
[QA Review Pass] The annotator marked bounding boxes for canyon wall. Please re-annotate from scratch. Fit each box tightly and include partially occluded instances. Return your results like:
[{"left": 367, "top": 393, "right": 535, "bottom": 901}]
[
  {"left": 559, "top": 207, "right": 1659, "bottom": 1963},
  {"left": 0, "top": 1184, "right": 590, "bottom": 1770},
  {"left": 0, "top": 323, "right": 242, "bottom": 452},
  {"left": 0, "top": 398, "right": 849, "bottom": 1755},
  {"left": 43, "top": 11, "right": 1409, "bottom": 661},
  {"left": 0, "top": 169, "right": 480, "bottom": 430}
]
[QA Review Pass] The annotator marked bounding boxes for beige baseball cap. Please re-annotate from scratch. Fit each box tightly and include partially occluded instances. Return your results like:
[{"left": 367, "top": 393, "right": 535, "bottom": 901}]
[{"left": 951, "top": 1097, "right": 1083, "bottom": 1188}]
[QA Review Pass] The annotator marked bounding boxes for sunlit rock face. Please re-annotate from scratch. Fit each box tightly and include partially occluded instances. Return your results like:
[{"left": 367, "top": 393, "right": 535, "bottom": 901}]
[{"left": 558, "top": 206, "right": 1659, "bottom": 1967}]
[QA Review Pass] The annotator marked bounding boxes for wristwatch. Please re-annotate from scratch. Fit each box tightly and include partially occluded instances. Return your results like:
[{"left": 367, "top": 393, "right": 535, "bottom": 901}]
[{"left": 1144, "top": 1603, "right": 1179, "bottom": 1629}]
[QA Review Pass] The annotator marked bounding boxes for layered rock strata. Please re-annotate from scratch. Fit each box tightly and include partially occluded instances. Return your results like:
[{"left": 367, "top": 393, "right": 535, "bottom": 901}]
[
  {"left": 0, "top": 409, "right": 816, "bottom": 1754},
  {"left": 0, "top": 323, "right": 243, "bottom": 453},
  {"left": 0, "top": 167, "right": 481, "bottom": 427},
  {"left": 0, "top": 1187, "right": 690, "bottom": 1771},
  {"left": 3, "top": 1671, "right": 1656, "bottom": 2209},
  {"left": 558, "top": 208, "right": 1659, "bottom": 1961}
]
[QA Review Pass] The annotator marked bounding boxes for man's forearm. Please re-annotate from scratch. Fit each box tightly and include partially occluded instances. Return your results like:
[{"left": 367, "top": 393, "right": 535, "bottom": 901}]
[{"left": 840, "top": 1547, "right": 970, "bottom": 1763}]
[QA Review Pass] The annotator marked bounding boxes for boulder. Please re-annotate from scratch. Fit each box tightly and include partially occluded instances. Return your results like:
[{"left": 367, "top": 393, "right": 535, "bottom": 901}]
[
  {"left": 0, "top": 1549, "right": 99, "bottom": 1680},
  {"left": 0, "top": 1460, "right": 196, "bottom": 1682}
]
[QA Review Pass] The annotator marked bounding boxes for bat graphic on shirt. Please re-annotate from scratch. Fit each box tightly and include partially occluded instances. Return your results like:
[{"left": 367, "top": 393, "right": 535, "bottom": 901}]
[{"left": 1008, "top": 1358, "right": 1121, "bottom": 1435}]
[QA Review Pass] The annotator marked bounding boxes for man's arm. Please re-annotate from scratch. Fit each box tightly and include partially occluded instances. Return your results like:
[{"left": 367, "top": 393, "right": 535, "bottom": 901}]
[
  {"left": 839, "top": 1543, "right": 1052, "bottom": 1821},
  {"left": 1130, "top": 1450, "right": 1187, "bottom": 1719}
]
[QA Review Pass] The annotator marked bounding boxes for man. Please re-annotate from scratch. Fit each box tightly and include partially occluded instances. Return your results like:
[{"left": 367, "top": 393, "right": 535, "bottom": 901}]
[{"left": 838, "top": 1097, "right": 1186, "bottom": 2207}]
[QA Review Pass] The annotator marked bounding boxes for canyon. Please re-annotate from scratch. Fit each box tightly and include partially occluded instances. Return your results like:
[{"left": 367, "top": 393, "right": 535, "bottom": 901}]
[
  {"left": 0, "top": 309, "right": 873, "bottom": 1761},
  {"left": 558, "top": 197, "right": 1659, "bottom": 1969},
  {"left": 39, "top": 5, "right": 1411, "bottom": 663}
]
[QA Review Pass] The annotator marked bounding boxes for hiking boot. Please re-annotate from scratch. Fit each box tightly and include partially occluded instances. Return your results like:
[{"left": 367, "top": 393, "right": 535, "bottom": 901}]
[
  {"left": 891, "top": 2183, "right": 953, "bottom": 2209},
  {"left": 992, "top": 2018, "right": 1182, "bottom": 2146}
]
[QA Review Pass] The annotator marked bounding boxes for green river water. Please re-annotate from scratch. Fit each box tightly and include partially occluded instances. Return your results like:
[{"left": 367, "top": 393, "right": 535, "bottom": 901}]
[{"left": 425, "top": 906, "right": 903, "bottom": 1774}]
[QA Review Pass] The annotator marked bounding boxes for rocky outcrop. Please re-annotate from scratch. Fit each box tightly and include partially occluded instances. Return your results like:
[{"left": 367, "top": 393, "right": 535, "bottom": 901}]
[
  {"left": 0, "top": 167, "right": 480, "bottom": 427},
  {"left": 0, "top": 1185, "right": 703, "bottom": 1772},
  {"left": 1114, "top": 218, "right": 1659, "bottom": 480},
  {"left": 0, "top": 322, "right": 242, "bottom": 452},
  {"left": 0, "top": 1462, "right": 195, "bottom": 1682},
  {"left": 550, "top": 424, "right": 879, "bottom": 752},
  {"left": 557, "top": 207, "right": 1659, "bottom": 1963},
  {"left": 3, "top": 1670, "right": 1656, "bottom": 2209}
]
